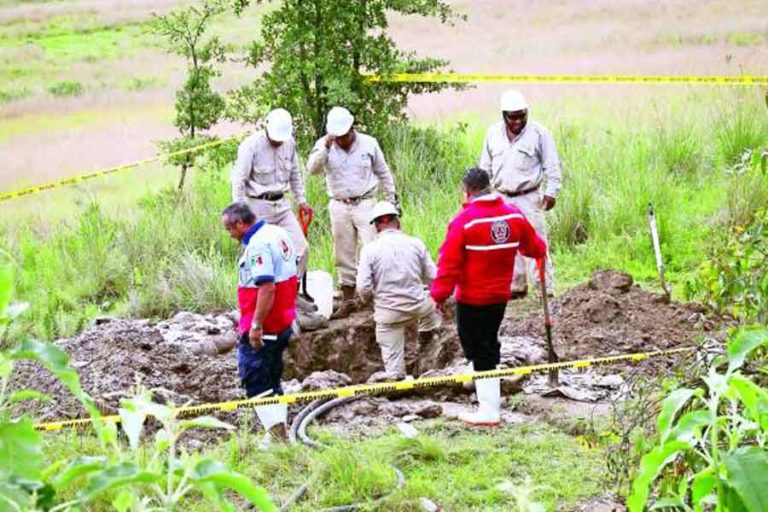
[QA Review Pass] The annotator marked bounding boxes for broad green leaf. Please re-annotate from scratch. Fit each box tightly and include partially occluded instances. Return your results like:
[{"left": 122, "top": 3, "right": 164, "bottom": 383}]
[
  {"left": 670, "top": 410, "right": 713, "bottom": 443},
  {"left": 628, "top": 440, "right": 691, "bottom": 512},
  {"left": 79, "top": 463, "right": 161, "bottom": 501},
  {"left": 0, "top": 417, "right": 43, "bottom": 481},
  {"left": 657, "top": 388, "right": 696, "bottom": 443},
  {"left": 0, "top": 262, "right": 13, "bottom": 315},
  {"left": 197, "top": 481, "right": 237, "bottom": 512},
  {"left": 725, "top": 486, "right": 750, "bottom": 512},
  {"left": 691, "top": 467, "right": 717, "bottom": 512},
  {"left": 52, "top": 455, "right": 108, "bottom": 488},
  {"left": 723, "top": 447, "right": 768, "bottom": 512},
  {"left": 6, "top": 390, "right": 50, "bottom": 405},
  {"left": 704, "top": 370, "right": 729, "bottom": 396},
  {"left": 119, "top": 402, "right": 146, "bottom": 452},
  {"left": 729, "top": 375, "right": 768, "bottom": 426},
  {"left": 727, "top": 328, "right": 768, "bottom": 374},
  {"left": 112, "top": 490, "right": 134, "bottom": 512},
  {"left": 0, "top": 481, "right": 34, "bottom": 511},
  {"left": 179, "top": 416, "right": 235, "bottom": 433},
  {"left": 190, "top": 459, "right": 276, "bottom": 511},
  {"left": 650, "top": 496, "right": 688, "bottom": 510}
]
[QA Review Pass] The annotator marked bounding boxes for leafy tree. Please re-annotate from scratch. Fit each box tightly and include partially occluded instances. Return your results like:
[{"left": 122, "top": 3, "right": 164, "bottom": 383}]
[
  {"left": 229, "top": 0, "right": 465, "bottom": 142},
  {"left": 152, "top": 0, "right": 227, "bottom": 190}
]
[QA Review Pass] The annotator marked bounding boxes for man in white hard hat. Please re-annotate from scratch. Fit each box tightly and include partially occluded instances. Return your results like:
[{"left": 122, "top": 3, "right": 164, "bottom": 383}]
[
  {"left": 231, "top": 108, "right": 315, "bottom": 313},
  {"left": 357, "top": 201, "right": 440, "bottom": 379},
  {"left": 307, "top": 106, "right": 398, "bottom": 318},
  {"left": 478, "top": 90, "right": 561, "bottom": 298}
]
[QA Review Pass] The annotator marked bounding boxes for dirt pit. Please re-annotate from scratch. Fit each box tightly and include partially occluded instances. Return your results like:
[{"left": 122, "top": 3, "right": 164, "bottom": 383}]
[{"left": 11, "top": 270, "right": 724, "bottom": 425}]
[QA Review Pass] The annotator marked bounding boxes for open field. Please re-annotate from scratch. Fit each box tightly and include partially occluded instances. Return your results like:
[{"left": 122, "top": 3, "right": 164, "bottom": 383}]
[{"left": 2, "top": 0, "right": 767, "bottom": 192}]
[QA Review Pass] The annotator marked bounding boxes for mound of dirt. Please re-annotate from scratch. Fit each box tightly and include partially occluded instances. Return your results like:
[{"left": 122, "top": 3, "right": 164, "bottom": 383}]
[
  {"left": 10, "top": 269, "right": 725, "bottom": 423},
  {"left": 502, "top": 270, "right": 721, "bottom": 362},
  {"left": 11, "top": 317, "right": 243, "bottom": 421}
]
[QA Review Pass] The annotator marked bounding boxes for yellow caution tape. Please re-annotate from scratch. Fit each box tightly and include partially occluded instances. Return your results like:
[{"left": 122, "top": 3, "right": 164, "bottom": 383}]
[
  {"left": 0, "top": 134, "right": 247, "bottom": 204},
  {"left": 33, "top": 346, "right": 697, "bottom": 432},
  {"left": 365, "top": 73, "right": 768, "bottom": 85}
]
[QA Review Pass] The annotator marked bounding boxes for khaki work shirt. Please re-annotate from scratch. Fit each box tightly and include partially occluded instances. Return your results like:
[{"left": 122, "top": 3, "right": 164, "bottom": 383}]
[
  {"left": 478, "top": 120, "right": 562, "bottom": 198},
  {"left": 231, "top": 130, "right": 307, "bottom": 204},
  {"left": 306, "top": 132, "right": 396, "bottom": 200},
  {"left": 357, "top": 228, "right": 436, "bottom": 314}
]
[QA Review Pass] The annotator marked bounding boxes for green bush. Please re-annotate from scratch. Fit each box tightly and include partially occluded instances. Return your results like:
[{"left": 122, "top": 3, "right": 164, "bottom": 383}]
[
  {"left": 48, "top": 81, "right": 83, "bottom": 97},
  {"left": 628, "top": 328, "right": 768, "bottom": 511}
]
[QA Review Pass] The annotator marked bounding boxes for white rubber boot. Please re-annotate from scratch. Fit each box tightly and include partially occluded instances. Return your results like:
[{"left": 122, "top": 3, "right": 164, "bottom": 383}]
[
  {"left": 255, "top": 403, "right": 288, "bottom": 450},
  {"left": 459, "top": 377, "right": 501, "bottom": 427}
]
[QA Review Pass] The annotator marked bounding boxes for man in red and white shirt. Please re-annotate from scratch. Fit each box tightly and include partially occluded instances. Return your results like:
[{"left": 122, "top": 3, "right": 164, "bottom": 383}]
[
  {"left": 222, "top": 202, "right": 298, "bottom": 448},
  {"left": 431, "top": 168, "right": 546, "bottom": 426}
]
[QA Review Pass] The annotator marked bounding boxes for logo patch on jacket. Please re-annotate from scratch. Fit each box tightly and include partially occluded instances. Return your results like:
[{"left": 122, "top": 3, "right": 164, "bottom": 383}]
[
  {"left": 279, "top": 239, "right": 291, "bottom": 260},
  {"left": 490, "top": 220, "right": 510, "bottom": 244}
]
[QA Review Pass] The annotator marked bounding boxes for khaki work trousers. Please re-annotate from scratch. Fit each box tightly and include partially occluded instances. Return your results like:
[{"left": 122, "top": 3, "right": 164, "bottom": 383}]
[
  {"left": 246, "top": 197, "right": 308, "bottom": 277},
  {"left": 502, "top": 190, "right": 555, "bottom": 294},
  {"left": 329, "top": 198, "right": 377, "bottom": 287},
  {"left": 374, "top": 298, "right": 441, "bottom": 379}
]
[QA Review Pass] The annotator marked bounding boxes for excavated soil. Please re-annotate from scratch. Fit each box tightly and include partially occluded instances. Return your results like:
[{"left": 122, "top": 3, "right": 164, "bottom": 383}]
[
  {"left": 502, "top": 269, "right": 723, "bottom": 362},
  {"left": 11, "top": 270, "right": 725, "bottom": 424}
]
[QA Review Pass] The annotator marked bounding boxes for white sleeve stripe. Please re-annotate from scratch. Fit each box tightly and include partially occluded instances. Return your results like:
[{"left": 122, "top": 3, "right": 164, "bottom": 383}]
[
  {"left": 464, "top": 213, "right": 524, "bottom": 229},
  {"left": 466, "top": 242, "right": 520, "bottom": 251}
]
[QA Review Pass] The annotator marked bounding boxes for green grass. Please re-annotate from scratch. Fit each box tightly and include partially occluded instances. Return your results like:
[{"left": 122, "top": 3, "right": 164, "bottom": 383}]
[
  {"left": 42, "top": 419, "right": 603, "bottom": 510},
  {"left": 0, "top": 6, "right": 265, "bottom": 103},
  {"left": 2, "top": 89, "right": 768, "bottom": 345}
]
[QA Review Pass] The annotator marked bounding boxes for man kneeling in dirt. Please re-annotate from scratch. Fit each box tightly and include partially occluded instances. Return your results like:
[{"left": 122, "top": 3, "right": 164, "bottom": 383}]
[
  {"left": 431, "top": 168, "right": 546, "bottom": 426},
  {"left": 357, "top": 201, "right": 441, "bottom": 380},
  {"left": 221, "top": 202, "right": 297, "bottom": 448}
]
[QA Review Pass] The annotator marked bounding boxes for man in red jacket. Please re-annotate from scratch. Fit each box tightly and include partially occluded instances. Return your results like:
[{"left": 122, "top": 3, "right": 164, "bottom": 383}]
[{"left": 431, "top": 167, "right": 546, "bottom": 426}]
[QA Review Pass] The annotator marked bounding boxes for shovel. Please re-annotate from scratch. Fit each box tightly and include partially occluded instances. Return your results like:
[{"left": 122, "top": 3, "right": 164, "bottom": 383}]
[
  {"left": 298, "top": 206, "right": 315, "bottom": 302},
  {"left": 537, "top": 258, "right": 559, "bottom": 387}
]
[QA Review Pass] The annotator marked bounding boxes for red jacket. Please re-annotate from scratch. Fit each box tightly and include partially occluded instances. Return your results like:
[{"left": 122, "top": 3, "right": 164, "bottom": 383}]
[{"left": 430, "top": 194, "right": 547, "bottom": 305}]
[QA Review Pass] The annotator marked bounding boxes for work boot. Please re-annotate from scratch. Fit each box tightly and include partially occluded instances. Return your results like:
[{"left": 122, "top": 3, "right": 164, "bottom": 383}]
[
  {"left": 459, "top": 376, "right": 501, "bottom": 427},
  {"left": 510, "top": 288, "right": 528, "bottom": 300},
  {"left": 255, "top": 403, "right": 288, "bottom": 450},
  {"left": 296, "top": 310, "right": 328, "bottom": 332},
  {"left": 296, "top": 294, "right": 318, "bottom": 313},
  {"left": 258, "top": 423, "right": 288, "bottom": 451},
  {"left": 330, "top": 285, "right": 357, "bottom": 319}
]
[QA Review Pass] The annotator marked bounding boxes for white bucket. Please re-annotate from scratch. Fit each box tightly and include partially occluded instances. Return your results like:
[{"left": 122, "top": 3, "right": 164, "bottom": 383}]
[{"left": 305, "top": 270, "right": 334, "bottom": 319}]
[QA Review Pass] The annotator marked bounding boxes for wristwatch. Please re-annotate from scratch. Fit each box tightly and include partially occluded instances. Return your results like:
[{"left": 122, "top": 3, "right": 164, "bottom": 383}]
[{"left": 251, "top": 321, "right": 262, "bottom": 330}]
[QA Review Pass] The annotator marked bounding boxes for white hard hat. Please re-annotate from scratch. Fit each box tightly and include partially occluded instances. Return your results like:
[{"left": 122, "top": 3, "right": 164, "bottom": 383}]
[
  {"left": 326, "top": 106, "right": 355, "bottom": 137},
  {"left": 369, "top": 201, "right": 399, "bottom": 224},
  {"left": 499, "top": 90, "right": 528, "bottom": 112},
  {"left": 265, "top": 108, "right": 293, "bottom": 142}
]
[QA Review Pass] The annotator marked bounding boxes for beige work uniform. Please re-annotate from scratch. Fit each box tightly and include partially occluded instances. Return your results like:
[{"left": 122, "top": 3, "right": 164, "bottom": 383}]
[
  {"left": 231, "top": 131, "right": 309, "bottom": 276},
  {"left": 357, "top": 229, "right": 441, "bottom": 378},
  {"left": 307, "top": 133, "right": 397, "bottom": 287},
  {"left": 478, "top": 120, "right": 561, "bottom": 294}
]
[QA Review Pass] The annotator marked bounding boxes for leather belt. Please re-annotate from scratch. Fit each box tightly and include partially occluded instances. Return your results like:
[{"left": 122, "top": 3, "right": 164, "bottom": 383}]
[
  {"left": 254, "top": 192, "right": 284, "bottom": 201},
  {"left": 502, "top": 185, "right": 540, "bottom": 198},
  {"left": 335, "top": 196, "right": 370, "bottom": 205}
]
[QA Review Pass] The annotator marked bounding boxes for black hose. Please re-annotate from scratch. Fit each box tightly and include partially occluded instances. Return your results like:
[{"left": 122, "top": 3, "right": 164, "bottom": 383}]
[
  {"left": 297, "top": 396, "right": 357, "bottom": 448},
  {"left": 291, "top": 396, "right": 406, "bottom": 512}
]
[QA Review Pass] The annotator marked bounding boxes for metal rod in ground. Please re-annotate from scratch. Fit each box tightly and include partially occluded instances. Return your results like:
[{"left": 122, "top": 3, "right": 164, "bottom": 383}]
[
  {"left": 537, "top": 258, "right": 559, "bottom": 387},
  {"left": 647, "top": 203, "right": 671, "bottom": 301}
]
